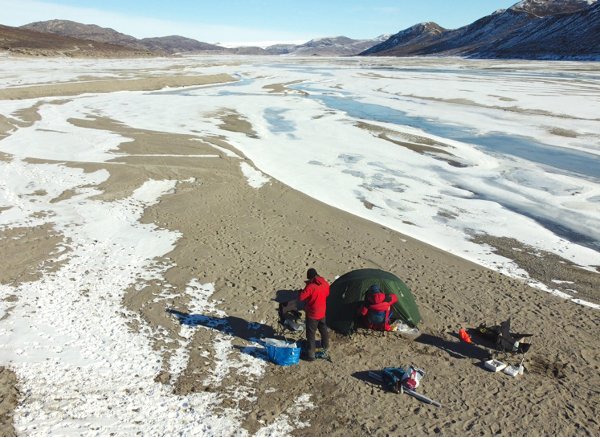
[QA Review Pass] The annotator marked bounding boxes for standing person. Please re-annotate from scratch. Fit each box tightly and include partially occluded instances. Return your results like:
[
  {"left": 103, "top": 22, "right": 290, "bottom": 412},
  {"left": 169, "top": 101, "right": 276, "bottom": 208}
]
[{"left": 299, "top": 268, "right": 330, "bottom": 361}]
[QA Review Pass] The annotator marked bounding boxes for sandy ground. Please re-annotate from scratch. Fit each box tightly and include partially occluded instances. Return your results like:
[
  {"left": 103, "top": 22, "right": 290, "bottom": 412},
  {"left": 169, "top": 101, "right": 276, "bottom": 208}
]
[
  {"left": 0, "top": 367, "right": 18, "bottom": 437},
  {"left": 0, "top": 74, "right": 235, "bottom": 100},
  {"left": 1, "top": 74, "right": 599, "bottom": 437}
]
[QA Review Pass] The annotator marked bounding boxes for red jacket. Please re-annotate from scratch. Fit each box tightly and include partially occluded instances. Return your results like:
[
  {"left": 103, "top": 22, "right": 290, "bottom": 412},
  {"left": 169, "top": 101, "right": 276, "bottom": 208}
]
[
  {"left": 359, "top": 292, "right": 398, "bottom": 331},
  {"left": 299, "top": 276, "right": 330, "bottom": 320}
]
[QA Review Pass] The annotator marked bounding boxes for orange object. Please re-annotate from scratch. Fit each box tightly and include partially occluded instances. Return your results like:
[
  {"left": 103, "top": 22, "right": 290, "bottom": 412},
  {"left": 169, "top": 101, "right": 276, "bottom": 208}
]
[{"left": 458, "top": 328, "right": 472, "bottom": 343}]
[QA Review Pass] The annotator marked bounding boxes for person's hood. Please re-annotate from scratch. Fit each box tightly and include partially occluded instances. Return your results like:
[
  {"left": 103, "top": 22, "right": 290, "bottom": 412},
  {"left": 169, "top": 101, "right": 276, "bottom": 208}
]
[
  {"left": 310, "top": 276, "right": 324, "bottom": 286},
  {"left": 305, "top": 275, "right": 325, "bottom": 286}
]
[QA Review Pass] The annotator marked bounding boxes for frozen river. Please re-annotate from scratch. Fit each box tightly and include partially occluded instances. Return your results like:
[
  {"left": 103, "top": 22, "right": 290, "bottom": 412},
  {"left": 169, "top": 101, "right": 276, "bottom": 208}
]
[
  {"left": 152, "top": 57, "right": 600, "bottom": 287},
  {"left": 2, "top": 56, "right": 600, "bottom": 305}
]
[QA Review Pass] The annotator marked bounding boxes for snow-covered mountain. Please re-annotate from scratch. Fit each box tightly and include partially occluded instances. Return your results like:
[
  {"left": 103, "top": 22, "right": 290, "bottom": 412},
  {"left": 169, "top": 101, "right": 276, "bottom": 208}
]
[
  {"left": 362, "top": 0, "right": 600, "bottom": 59},
  {"left": 510, "top": 0, "right": 596, "bottom": 16},
  {"left": 485, "top": 0, "right": 600, "bottom": 59},
  {"left": 361, "top": 22, "right": 445, "bottom": 56},
  {"left": 267, "top": 35, "right": 390, "bottom": 56}
]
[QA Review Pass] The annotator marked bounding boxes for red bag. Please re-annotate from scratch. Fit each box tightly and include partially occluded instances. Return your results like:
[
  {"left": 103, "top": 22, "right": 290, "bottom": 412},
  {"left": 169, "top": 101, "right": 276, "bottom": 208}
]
[
  {"left": 459, "top": 328, "right": 472, "bottom": 343},
  {"left": 402, "top": 366, "right": 424, "bottom": 390}
]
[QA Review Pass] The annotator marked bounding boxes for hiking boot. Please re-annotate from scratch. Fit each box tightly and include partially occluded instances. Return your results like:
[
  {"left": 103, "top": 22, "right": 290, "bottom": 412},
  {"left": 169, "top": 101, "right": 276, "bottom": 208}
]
[
  {"left": 301, "top": 352, "right": 315, "bottom": 362},
  {"left": 315, "top": 349, "right": 329, "bottom": 360}
]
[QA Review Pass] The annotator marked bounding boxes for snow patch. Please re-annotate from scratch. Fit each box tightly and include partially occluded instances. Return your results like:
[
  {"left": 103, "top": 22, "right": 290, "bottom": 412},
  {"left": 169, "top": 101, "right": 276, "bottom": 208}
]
[{"left": 240, "top": 162, "right": 270, "bottom": 189}]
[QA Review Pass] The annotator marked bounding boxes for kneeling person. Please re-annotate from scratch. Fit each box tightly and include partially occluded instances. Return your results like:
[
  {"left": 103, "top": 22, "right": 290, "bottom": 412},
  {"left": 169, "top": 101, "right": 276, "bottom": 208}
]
[{"left": 358, "top": 284, "right": 398, "bottom": 331}]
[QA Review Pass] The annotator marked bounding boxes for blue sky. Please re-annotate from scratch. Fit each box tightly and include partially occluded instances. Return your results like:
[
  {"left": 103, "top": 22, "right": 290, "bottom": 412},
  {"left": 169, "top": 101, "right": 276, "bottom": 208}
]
[{"left": 2, "top": 0, "right": 518, "bottom": 46}]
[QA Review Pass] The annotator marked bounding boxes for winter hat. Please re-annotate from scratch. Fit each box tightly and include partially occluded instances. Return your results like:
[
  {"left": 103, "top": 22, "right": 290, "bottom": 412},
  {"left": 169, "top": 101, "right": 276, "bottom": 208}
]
[
  {"left": 307, "top": 268, "right": 318, "bottom": 279},
  {"left": 368, "top": 284, "right": 381, "bottom": 293}
]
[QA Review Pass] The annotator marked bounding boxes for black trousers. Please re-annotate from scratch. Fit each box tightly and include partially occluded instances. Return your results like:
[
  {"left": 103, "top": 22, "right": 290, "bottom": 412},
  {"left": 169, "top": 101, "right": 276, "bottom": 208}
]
[{"left": 306, "top": 317, "right": 329, "bottom": 358}]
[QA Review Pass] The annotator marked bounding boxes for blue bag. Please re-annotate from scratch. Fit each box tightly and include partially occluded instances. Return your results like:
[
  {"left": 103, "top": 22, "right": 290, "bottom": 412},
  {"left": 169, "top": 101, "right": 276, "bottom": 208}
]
[{"left": 264, "top": 338, "right": 301, "bottom": 366}]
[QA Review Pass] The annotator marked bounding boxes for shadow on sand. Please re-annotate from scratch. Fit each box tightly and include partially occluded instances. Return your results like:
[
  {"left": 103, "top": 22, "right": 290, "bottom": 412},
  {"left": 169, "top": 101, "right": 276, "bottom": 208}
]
[
  {"left": 167, "top": 309, "right": 277, "bottom": 362},
  {"left": 351, "top": 369, "right": 386, "bottom": 387},
  {"left": 274, "top": 289, "right": 299, "bottom": 303},
  {"left": 415, "top": 332, "right": 491, "bottom": 361}
]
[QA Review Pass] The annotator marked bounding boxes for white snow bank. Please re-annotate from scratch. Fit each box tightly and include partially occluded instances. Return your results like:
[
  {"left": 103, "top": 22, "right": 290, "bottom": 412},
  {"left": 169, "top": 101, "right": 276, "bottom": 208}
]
[
  {"left": 240, "top": 162, "right": 271, "bottom": 189},
  {"left": 0, "top": 159, "right": 308, "bottom": 435}
]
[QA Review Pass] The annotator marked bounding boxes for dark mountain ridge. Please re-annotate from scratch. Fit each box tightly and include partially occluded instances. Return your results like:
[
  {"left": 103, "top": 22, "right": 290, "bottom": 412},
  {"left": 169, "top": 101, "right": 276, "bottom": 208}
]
[
  {"left": 484, "top": 1, "right": 600, "bottom": 59},
  {"left": 361, "top": 23, "right": 444, "bottom": 56},
  {"left": 20, "top": 19, "right": 223, "bottom": 54},
  {"left": 362, "top": 0, "right": 600, "bottom": 59},
  {"left": 17, "top": 20, "right": 384, "bottom": 56},
  {"left": 0, "top": 23, "right": 152, "bottom": 57},
  {"left": 510, "top": 0, "right": 596, "bottom": 16}
]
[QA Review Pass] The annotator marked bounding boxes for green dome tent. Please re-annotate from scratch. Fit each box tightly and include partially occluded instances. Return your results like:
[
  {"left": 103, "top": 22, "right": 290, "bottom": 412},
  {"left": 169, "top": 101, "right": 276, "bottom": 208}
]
[{"left": 326, "top": 268, "right": 421, "bottom": 334}]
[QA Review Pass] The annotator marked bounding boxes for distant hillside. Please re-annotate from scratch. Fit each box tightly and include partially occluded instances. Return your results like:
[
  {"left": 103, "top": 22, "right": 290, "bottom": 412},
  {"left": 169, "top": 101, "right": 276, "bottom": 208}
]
[
  {"left": 10, "top": 19, "right": 383, "bottom": 57},
  {"left": 263, "top": 44, "right": 298, "bottom": 55},
  {"left": 286, "top": 35, "right": 390, "bottom": 56},
  {"left": 361, "top": 23, "right": 445, "bottom": 56},
  {"left": 226, "top": 46, "right": 267, "bottom": 55},
  {"left": 20, "top": 19, "right": 224, "bottom": 54},
  {"left": 362, "top": 0, "right": 600, "bottom": 59},
  {"left": 0, "top": 23, "right": 152, "bottom": 57},
  {"left": 425, "top": 9, "right": 535, "bottom": 56},
  {"left": 138, "top": 36, "right": 223, "bottom": 54},
  {"left": 22, "top": 19, "right": 144, "bottom": 49}
]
